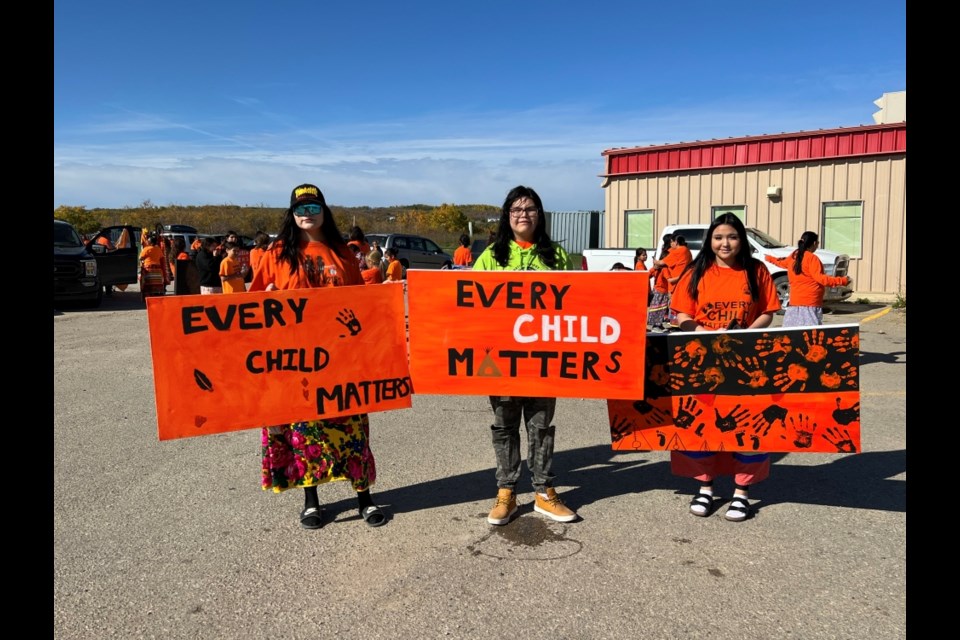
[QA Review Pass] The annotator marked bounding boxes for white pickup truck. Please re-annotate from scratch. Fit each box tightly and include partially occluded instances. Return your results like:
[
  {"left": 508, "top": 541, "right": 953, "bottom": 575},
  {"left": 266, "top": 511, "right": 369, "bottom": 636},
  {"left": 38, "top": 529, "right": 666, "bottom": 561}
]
[{"left": 580, "top": 223, "right": 854, "bottom": 307}]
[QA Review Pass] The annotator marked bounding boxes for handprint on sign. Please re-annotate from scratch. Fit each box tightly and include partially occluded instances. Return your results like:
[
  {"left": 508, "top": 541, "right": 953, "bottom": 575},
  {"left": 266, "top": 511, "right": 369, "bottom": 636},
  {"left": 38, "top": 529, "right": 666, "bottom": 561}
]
[
  {"left": 672, "top": 396, "right": 704, "bottom": 431},
  {"left": 827, "top": 328, "right": 859, "bottom": 353},
  {"left": 609, "top": 415, "right": 635, "bottom": 443},
  {"left": 747, "top": 404, "right": 788, "bottom": 437},
  {"left": 714, "top": 404, "right": 751, "bottom": 433},
  {"left": 673, "top": 339, "right": 707, "bottom": 369},
  {"left": 820, "top": 362, "right": 858, "bottom": 389},
  {"left": 632, "top": 400, "right": 668, "bottom": 426},
  {"left": 734, "top": 430, "right": 762, "bottom": 451},
  {"left": 722, "top": 354, "right": 769, "bottom": 389},
  {"left": 336, "top": 308, "right": 362, "bottom": 336},
  {"left": 772, "top": 363, "right": 809, "bottom": 392},
  {"left": 755, "top": 334, "right": 793, "bottom": 363},
  {"left": 688, "top": 366, "right": 725, "bottom": 392},
  {"left": 799, "top": 328, "right": 828, "bottom": 363},
  {"left": 832, "top": 399, "right": 860, "bottom": 425},
  {"left": 711, "top": 333, "right": 743, "bottom": 356},
  {"left": 648, "top": 363, "right": 670, "bottom": 387},
  {"left": 788, "top": 413, "right": 817, "bottom": 448},
  {"left": 823, "top": 426, "right": 857, "bottom": 453}
]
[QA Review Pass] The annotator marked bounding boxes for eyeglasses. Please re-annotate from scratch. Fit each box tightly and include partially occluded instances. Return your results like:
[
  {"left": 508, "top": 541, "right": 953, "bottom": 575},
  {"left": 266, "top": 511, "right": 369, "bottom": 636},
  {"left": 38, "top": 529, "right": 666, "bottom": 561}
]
[
  {"left": 293, "top": 204, "right": 323, "bottom": 217},
  {"left": 509, "top": 207, "right": 539, "bottom": 218}
]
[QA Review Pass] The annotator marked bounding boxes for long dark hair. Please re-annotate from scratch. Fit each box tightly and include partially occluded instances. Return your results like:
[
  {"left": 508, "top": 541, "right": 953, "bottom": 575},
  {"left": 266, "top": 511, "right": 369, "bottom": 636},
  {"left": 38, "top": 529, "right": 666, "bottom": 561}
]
[
  {"left": 658, "top": 234, "right": 673, "bottom": 260},
  {"left": 275, "top": 201, "right": 348, "bottom": 275},
  {"left": 682, "top": 213, "right": 763, "bottom": 302},
  {"left": 794, "top": 231, "right": 818, "bottom": 275},
  {"left": 490, "top": 185, "right": 559, "bottom": 268}
]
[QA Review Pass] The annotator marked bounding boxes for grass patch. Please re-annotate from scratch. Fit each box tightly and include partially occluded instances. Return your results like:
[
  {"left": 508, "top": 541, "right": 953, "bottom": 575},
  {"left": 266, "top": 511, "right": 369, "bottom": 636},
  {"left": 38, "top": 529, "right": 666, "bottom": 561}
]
[
  {"left": 855, "top": 297, "right": 871, "bottom": 304},
  {"left": 892, "top": 292, "right": 906, "bottom": 309}
]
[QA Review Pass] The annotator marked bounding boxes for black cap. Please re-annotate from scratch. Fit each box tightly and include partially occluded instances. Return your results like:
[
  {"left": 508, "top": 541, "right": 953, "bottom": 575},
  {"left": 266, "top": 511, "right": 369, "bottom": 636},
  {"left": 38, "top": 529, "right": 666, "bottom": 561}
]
[{"left": 289, "top": 183, "right": 326, "bottom": 209}]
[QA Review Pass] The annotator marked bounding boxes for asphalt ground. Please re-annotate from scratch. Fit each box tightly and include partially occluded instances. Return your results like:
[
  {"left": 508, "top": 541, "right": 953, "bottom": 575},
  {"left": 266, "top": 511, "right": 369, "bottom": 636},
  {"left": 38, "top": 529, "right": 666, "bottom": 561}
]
[{"left": 53, "top": 286, "right": 907, "bottom": 640}]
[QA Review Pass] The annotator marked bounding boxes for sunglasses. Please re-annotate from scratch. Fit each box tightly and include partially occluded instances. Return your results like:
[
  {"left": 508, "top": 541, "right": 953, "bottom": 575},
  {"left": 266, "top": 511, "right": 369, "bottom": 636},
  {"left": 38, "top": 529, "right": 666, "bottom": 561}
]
[{"left": 293, "top": 204, "right": 323, "bottom": 217}]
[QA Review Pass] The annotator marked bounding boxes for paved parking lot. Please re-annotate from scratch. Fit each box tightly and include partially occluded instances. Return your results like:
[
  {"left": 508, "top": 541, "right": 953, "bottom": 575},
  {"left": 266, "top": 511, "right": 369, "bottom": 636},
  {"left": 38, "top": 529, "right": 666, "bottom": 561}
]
[{"left": 54, "top": 288, "right": 906, "bottom": 640}]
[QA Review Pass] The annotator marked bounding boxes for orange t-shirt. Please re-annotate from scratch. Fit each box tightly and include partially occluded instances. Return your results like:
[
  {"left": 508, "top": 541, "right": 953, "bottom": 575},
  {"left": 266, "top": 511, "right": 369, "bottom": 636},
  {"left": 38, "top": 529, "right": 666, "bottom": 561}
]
[
  {"left": 249, "top": 247, "right": 266, "bottom": 274},
  {"left": 219, "top": 256, "right": 246, "bottom": 293},
  {"left": 453, "top": 246, "right": 473, "bottom": 266},
  {"left": 385, "top": 260, "right": 403, "bottom": 282},
  {"left": 139, "top": 245, "right": 165, "bottom": 269},
  {"left": 663, "top": 246, "right": 693, "bottom": 293},
  {"left": 652, "top": 266, "right": 670, "bottom": 294},
  {"left": 249, "top": 240, "right": 363, "bottom": 291},
  {"left": 671, "top": 262, "right": 780, "bottom": 330},
  {"left": 766, "top": 252, "right": 849, "bottom": 307},
  {"left": 362, "top": 266, "right": 384, "bottom": 285}
]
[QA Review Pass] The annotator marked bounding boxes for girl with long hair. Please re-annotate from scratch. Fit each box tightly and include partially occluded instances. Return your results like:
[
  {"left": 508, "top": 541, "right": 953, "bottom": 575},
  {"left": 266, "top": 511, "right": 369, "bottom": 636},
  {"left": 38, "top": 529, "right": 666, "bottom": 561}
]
[
  {"left": 669, "top": 213, "right": 781, "bottom": 522},
  {"left": 248, "top": 183, "right": 387, "bottom": 530},
  {"left": 765, "top": 231, "right": 852, "bottom": 327}
]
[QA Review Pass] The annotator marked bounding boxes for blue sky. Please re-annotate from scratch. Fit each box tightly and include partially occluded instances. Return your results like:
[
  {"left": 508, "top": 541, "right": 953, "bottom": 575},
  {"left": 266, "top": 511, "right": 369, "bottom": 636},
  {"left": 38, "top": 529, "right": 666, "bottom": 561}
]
[{"left": 54, "top": 1, "right": 905, "bottom": 211}]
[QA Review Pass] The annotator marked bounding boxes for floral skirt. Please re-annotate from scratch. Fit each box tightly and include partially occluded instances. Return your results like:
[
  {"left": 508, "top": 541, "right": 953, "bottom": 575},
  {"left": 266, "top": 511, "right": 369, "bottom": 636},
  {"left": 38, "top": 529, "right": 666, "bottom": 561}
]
[
  {"left": 647, "top": 291, "right": 670, "bottom": 327},
  {"left": 260, "top": 414, "right": 376, "bottom": 493}
]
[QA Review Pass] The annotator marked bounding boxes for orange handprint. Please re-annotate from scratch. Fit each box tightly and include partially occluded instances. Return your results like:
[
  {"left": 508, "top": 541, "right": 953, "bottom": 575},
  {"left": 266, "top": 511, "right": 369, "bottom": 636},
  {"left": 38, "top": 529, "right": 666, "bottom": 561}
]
[
  {"left": 673, "top": 339, "right": 707, "bottom": 369},
  {"left": 723, "top": 354, "right": 769, "bottom": 389},
  {"left": 799, "top": 328, "right": 828, "bottom": 363},
  {"left": 755, "top": 333, "right": 794, "bottom": 363},
  {"left": 688, "top": 365, "right": 725, "bottom": 391},
  {"left": 827, "top": 328, "right": 859, "bottom": 353},
  {"left": 648, "top": 363, "right": 670, "bottom": 387},
  {"left": 772, "top": 363, "right": 809, "bottom": 392},
  {"left": 711, "top": 333, "right": 743, "bottom": 355}
]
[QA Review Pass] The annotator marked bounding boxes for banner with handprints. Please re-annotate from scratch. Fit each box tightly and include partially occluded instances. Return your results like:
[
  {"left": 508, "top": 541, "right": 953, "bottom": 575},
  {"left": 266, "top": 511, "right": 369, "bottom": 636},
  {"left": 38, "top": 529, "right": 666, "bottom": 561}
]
[
  {"left": 607, "top": 324, "right": 860, "bottom": 453},
  {"left": 146, "top": 285, "right": 412, "bottom": 440}
]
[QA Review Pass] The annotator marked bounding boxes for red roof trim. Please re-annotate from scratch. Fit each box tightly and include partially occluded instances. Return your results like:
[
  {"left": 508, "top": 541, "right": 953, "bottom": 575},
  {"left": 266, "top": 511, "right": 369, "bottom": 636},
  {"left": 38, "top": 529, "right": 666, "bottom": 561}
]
[{"left": 601, "top": 123, "right": 906, "bottom": 177}]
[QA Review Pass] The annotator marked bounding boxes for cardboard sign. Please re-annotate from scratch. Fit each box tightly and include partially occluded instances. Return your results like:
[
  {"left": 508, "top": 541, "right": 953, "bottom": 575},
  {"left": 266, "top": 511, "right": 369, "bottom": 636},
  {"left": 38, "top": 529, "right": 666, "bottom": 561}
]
[
  {"left": 147, "top": 285, "right": 412, "bottom": 440},
  {"left": 607, "top": 324, "right": 860, "bottom": 453},
  {"left": 406, "top": 270, "right": 648, "bottom": 399}
]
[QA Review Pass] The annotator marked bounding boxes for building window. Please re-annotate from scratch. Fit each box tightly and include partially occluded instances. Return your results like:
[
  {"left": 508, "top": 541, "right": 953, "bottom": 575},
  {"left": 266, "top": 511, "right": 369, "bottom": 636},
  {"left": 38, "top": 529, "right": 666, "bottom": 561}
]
[
  {"left": 711, "top": 205, "right": 746, "bottom": 223},
  {"left": 624, "top": 209, "right": 654, "bottom": 248},
  {"left": 822, "top": 201, "right": 863, "bottom": 258}
]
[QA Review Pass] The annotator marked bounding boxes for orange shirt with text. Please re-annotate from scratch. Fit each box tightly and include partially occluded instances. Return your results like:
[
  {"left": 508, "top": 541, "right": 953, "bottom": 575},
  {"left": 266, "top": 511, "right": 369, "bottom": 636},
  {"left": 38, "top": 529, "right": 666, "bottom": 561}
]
[{"left": 671, "top": 262, "right": 780, "bottom": 330}]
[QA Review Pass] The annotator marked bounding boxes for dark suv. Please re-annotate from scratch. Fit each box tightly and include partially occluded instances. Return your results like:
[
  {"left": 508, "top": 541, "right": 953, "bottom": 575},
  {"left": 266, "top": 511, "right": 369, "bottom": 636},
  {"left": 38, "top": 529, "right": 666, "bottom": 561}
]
[
  {"left": 364, "top": 233, "right": 453, "bottom": 269},
  {"left": 54, "top": 219, "right": 102, "bottom": 307}
]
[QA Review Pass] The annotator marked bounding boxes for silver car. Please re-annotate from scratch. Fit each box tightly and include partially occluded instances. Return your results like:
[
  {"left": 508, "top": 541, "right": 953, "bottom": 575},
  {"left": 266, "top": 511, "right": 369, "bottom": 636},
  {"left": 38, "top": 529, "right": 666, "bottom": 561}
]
[{"left": 365, "top": 233, "right": 453, "bottom": 270}]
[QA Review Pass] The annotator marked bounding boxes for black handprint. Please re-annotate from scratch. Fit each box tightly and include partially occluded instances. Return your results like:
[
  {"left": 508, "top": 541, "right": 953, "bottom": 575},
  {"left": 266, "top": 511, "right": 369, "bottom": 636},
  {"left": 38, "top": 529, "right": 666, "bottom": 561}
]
[
  {"left": 747, "top": 404, "right": 788, "bottom": 436},
  {"left": 609, "top": 414, "right": 634, "bottom": 442},
  {"left": 336, "top": 308, "right": 362, "bottom": 336},
  {"left": 714, "top": 404, "right": 751, "bottom": 433},
  {"left": 631, "top": 400, "right": 668, "bottom": 425},
  {"left": 823, "top": 426, "right": 857, "bottom": 453},
  {"left": 788, "top": 413, "right": 816, "bottom": 448},
  {"left": 832, "top": 399, "right": 860, "bottom": 425},
  {"left": 735, "top": 430, "right": 762, "bottom": 450},
  {"left": 672, "top": 396, "right": 704, "bottom": 430}
]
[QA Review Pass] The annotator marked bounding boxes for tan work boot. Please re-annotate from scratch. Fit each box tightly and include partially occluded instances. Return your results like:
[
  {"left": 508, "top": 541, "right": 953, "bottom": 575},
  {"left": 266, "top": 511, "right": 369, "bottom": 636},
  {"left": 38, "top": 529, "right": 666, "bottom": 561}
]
[
  {"left": 487, "top": 488, "right": 518, "bottom": 525},
  {"left": 534, "top": 487, "right": 577, "bottom": 522}
]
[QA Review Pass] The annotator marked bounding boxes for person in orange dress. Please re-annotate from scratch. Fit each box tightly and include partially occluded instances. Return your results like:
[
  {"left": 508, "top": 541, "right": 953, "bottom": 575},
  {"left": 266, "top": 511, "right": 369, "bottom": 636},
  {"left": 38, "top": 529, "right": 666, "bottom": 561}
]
[
  {"left": 248, "top": 231, "right": 271, "bottom": 276},
  {"left": 647, "top": 234, "right": 673, "bottom": 329},
  {"left": 669, "top": 213, "right": 781, "bottom": 523},
  {"left": 138, "top": 232, "right": 169, "bottom": 285},
  {"left": 656, "top": 234, "right": 693, "bottom": 328},
  {"left": 765, "top": 231, "right": 852, "bottom": 327},
  {"left": 453, "top": 234, "right": 473, "bottom": 267},
  {"left": 248, "top": 183, "right": 387, "bottom": 530}
]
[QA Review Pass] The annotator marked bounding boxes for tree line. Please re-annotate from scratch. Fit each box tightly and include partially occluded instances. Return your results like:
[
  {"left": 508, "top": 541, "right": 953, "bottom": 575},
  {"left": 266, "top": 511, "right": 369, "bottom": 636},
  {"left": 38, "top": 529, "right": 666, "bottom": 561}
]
[{"left": 54, "top": 201, "right": 503, "bottom": 250}]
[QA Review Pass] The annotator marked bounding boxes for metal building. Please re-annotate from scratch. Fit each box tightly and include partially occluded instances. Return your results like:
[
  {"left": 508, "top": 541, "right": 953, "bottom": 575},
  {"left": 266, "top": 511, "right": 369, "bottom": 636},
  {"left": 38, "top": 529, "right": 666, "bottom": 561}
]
[{"left": 599, "top": 121, "right": 906, "bottom": 298}]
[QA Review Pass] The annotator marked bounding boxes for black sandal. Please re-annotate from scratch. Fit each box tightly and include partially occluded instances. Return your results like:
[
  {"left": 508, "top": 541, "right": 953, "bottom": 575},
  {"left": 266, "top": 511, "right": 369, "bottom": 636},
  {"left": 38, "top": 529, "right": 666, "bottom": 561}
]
[
  {"left": 689, "top": 491, "right": 713, "bottom": 517},
  {"left": 724, "top": 497, "right": 751, "bottom": 522},
  {"left": 360, "top": 505, "right": 388, "bottom": 527},
  {"left": 300, "top": 506, "right": 323, "bottom": 530}
]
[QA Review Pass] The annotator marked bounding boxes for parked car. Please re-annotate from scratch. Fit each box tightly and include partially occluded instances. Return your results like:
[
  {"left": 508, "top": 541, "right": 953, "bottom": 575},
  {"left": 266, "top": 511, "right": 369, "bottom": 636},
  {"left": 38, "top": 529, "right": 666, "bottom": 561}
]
[
  {"left": 660, "top": 224, "right": 853, "bottom": 307},
  {"left": 54, "top": 219, "right": 102, "bottom": 308},
  {"left": 364, "top": 233, "right": 453, "bottom": 269},
  {"left": 87, "top": 225, "right": 142, "bottom": 292}
]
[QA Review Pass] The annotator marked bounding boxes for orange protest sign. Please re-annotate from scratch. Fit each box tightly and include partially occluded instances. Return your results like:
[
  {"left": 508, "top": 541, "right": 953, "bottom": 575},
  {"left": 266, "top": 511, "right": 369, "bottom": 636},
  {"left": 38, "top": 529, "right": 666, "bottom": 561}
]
[
  {"left": 406, "top": 270, "right": 648, "bottom": 399},
  {"left": 146, "top": 285, "right": 412, "bottom": 440},
  {"left": 607, "top": 324, "right": 861, "bottom": 453}
]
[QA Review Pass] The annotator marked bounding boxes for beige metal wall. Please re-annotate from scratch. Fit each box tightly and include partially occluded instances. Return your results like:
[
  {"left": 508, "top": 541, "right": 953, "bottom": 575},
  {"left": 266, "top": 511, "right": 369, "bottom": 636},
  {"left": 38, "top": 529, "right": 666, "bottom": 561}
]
[{"left": 603, "top": 155, "right": 906, "bottom": 297}]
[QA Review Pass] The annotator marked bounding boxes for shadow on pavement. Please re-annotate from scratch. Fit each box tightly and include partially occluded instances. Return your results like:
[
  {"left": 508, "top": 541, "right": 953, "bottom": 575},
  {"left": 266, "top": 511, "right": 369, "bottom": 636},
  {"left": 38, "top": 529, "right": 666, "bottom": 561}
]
[{"left": 339, "top": 445, "right": 905, "bottom": 519}]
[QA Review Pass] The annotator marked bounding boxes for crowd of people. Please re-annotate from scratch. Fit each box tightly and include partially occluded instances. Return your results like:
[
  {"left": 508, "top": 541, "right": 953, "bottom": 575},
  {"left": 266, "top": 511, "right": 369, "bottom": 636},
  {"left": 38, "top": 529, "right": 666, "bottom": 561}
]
[{"left": 115, "top": 181, "right": 852, "bottom": 532}]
